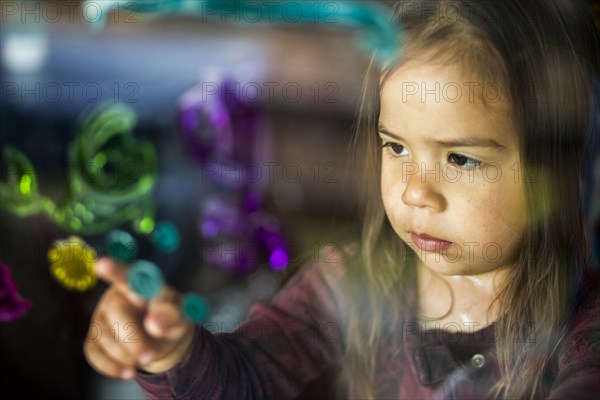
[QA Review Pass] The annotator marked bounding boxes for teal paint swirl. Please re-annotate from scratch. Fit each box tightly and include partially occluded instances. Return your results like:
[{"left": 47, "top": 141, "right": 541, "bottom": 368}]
[{"left": 82, "top": 0, "right": 401, "bottom": 64}]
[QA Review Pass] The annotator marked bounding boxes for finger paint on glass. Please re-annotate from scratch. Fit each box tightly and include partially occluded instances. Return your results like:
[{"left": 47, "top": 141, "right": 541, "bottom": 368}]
[
  {"left": 48, "top": 236, "right": 98, "bottom": 292},
  {"left": 0, "top": 260, "right": 32, "bottom": 323},
  {"left": 0, "top": 105, "right": 158, "bottom": 236}
]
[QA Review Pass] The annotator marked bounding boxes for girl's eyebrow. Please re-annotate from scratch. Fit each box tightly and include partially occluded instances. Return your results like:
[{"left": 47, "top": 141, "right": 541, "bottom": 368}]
[{"left": 377, "top": 124, "right": 508, "bottom": 150}]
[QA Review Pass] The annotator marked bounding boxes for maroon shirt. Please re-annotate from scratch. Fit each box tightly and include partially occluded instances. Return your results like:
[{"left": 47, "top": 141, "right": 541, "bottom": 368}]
[{"left": 135, "top": 251, "right": 600, "bottom": 399}]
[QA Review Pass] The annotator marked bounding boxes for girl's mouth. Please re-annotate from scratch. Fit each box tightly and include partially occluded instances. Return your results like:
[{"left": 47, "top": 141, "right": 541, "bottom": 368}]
[{"left": 409, "top": 232, "right": 453, "bottom": 252}]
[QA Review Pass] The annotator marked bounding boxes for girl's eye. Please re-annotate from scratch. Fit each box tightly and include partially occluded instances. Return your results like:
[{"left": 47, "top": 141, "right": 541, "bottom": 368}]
[
  {"left": 448, "top": 153, "right": 481, "bottom": 169},
  {"left": 382, "top": 142, "right": 408, "bottom": 156}
]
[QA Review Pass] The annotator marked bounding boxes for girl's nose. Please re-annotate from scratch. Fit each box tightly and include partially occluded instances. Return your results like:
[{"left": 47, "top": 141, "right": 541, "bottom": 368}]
[{"left": 401, "top": 168, "right": 446, "bottom": 211}]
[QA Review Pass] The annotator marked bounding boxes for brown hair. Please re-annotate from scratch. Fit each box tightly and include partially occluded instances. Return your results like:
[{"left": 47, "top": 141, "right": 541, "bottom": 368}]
[{"left": 342, "top": 1, "right": 599, "bottom": 398}]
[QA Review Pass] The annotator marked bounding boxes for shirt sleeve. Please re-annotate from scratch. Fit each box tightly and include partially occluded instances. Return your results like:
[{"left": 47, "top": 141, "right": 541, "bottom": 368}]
[
  {"left": 548, "top": 273, "right": 600, "bottom": 399},
  {"left": 134, "top": 251, "right": 348, "bottom": 400}
]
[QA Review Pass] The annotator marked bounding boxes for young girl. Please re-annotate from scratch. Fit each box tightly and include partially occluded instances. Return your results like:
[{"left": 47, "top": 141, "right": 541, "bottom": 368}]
[{"left": 84, "top": 0, "right": 600, "bottom": 398}]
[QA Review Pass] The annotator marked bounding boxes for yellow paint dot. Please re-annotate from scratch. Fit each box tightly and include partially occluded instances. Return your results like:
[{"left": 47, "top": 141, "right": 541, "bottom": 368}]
[
  {"left": 48, "top": 236, "right": 97, "bottom": 292},
  {"left": 74, "top": 203, "right": 86, "bottom": 216},
  {"left": 139, "top": 175, "right": 153, "bottom": 191},
  {"left": 19, "top": 175, "right": 32, "bottom": 195},
  {"left": 138, "top": 217, "right": 155, "bottom": 234},
  {"left": 48, "top": 248, "right": 58, "bottom": 261},
  {"left": 82, "top": 211, "right": 94, "bottom": 224},
  {"left": 70, "top": 218, "right": 82, "bottom": 230},
  {"left": 94, "top": 152, "right": 107, "bottom": 168}
]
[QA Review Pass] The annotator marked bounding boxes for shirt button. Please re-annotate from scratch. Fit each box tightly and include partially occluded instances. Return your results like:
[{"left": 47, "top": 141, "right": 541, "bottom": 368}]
[{"left": 471, "top": 354, "right": 486, "bottom": 369}]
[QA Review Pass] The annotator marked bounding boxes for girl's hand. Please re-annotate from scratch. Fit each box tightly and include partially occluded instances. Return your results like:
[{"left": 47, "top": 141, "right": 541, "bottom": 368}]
[{"left": 84, "top": 257, "right": 195, "bottom": 379}]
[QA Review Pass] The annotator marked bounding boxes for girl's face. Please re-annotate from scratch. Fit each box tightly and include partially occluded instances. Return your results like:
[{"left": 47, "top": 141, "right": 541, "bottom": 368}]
[{"left": 379, "top": 60, "right": 527, "bottom": 276}]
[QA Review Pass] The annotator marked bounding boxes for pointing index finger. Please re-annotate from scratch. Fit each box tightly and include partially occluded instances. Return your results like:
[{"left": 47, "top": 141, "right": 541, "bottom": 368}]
[
  {"left": 95, "top": 257, "right": 146, "bottom": 308},
  {"left": 95, "top": 257, "right": 128, "bottom": 284}
]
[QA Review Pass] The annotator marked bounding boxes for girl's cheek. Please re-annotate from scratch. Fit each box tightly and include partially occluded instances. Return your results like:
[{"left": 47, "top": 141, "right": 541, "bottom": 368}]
[{"left": 381, "top": 168, "right": 404, "bottom": 202}]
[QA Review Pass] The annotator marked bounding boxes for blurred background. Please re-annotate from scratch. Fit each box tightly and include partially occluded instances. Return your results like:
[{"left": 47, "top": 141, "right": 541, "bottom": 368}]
[
  {"left": 1, "top": 1, "right": 599, "bottom": 399},
  {"left": 0, "top": 0, "right": 402, "bottom": 398}
]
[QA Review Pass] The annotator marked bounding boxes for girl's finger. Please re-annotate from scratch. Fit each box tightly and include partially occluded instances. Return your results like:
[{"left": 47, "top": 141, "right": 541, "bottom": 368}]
[
  {"left": 144, "top": 299, "right": 191, "bottom": 342},
  {"left": 95, "top": 258, "right": 146, "bottom": 308},
  {"left": 95, "top": 257, "right": 128, "bottom": 284},
  {"left": 84, "top": 341, "right": 135, "bottom": 380},
  {"left": 94, "top": 311, "right": 155, "bottom": 368}
]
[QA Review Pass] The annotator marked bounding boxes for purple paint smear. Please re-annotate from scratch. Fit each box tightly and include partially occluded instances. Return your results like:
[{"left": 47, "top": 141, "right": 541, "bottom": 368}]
[
  {"left": 199, "top": 192, "right": 290, "bottom": 274},
  {"left": 0, "top": 260, "right": 32, "bottom": 323}
]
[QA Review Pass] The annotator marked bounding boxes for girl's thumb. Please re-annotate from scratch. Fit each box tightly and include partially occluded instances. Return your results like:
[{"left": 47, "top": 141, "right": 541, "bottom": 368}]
[{"left": 144, "top": 299, "right": 191, "bottom": 342}]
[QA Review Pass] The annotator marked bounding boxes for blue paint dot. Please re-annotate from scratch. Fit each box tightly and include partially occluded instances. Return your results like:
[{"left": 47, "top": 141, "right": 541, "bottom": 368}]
[
  {"left": 106, "top": 230, "right": 137, "bottom": 262},
  {"left": 151, "top": 221, "right": 181, "bottom": 252},
  {"left": 181, "top": 293, "right": 210, "bottom": 324},
  {"left": 128, "top": 260, "right": 164, "bottom": 299}
]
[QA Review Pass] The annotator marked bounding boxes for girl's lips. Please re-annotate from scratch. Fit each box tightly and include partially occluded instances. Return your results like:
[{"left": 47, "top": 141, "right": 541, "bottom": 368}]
[{"left": 410, "top": 232, "right": 453, "bottom": 252}]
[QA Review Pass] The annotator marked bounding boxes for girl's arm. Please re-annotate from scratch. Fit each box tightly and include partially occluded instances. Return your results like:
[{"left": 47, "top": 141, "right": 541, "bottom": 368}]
[
  {"left": 547, "top": 273, "right": 600, "bottom": 399},
  {"left": 135, "top": 252, "right": 347, "bottom": 399}
]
